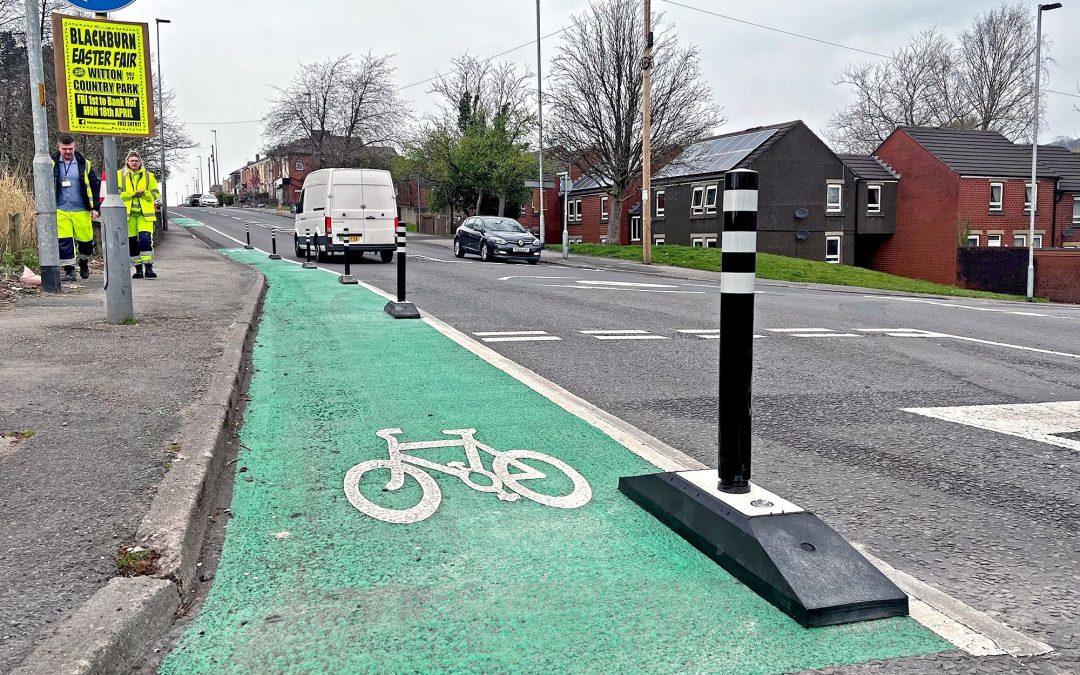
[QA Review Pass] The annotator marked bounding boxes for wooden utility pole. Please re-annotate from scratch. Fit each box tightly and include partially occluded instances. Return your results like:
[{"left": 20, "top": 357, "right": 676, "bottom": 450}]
[{"left": 641, "top": 0, "right": 653, "bottom": 265}]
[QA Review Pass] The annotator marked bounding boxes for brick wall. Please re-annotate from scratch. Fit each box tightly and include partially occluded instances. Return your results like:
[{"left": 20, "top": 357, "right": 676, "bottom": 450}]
[
  {"left": 957, "top": 177, "right": 1056, "bottom": 248},
  {"left": 1035, "top": 249, "right": 1080, "bottom": 303},
  {"left": 874, "top": 129, "right": 961, "bottom": 284},
  {"left": 1056, "top": 191, "right": 1080, "bottom": 247}
]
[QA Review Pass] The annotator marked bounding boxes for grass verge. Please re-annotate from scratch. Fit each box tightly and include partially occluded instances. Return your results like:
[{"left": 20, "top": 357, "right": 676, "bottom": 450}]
[{"left": 551, "top": 243, "right": 1040, "bottom": 302}]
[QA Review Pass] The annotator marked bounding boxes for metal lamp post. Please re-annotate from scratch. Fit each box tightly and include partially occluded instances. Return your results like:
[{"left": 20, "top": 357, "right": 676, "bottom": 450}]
[
  {"left": 155, "top": 18, "right": 170, "bottom": 230},
  {"left": 557, "top": 171, "right": 570, "bottom": 259},
  {"left": 1027, "top": 2, "right": 1061, "bottom": 302},
  {"left": 212, "top": 129, "right": 220, "bottom": 188}
]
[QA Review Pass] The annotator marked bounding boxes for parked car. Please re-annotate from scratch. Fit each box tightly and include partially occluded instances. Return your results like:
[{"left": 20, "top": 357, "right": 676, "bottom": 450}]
[
  {"left": 294, "top": 168, "right": 397, "bottom": 263},
  {"left": 198, "top": 194, "right": 219, "bottom": 207},
  {"left": 454, "top": 216, "right": 541, "bottom": 264},
  {"left": 187, "top": 194, "right": 202, "bottom": 206}
]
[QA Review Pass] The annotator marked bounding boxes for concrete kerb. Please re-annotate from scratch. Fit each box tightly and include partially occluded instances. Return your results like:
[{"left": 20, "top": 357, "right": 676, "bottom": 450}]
[{"left": 14, "top": 258, "right": 267, "bottom": 675}]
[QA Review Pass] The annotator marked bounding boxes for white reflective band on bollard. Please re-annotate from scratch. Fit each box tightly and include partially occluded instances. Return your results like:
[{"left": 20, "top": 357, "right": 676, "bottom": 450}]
[
  {"left": 723, "top": 189, "right": 758, "bottom": 213},
  {"left": 722, "top": 231, "right": 757, "bottom": 254},
  {"left": 721, "top": 272, "right": 756, "bottom": 295}
]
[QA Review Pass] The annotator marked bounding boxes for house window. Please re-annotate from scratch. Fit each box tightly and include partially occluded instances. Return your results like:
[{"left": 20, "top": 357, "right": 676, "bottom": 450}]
[
  {"left": 825, "top": 235, "right": 841, "bottom": 263},
  {"left": 653, "top": 235, "right": 665, "bottom": 246},
  {"left": 1025, "top": 183, "right": 1033, "bottom": 212},
  {"left": 655, "top": 190, "right": 666, "bottom": 217},
  {"left": 1073, "top": 197, "right": 1079, "bottom": 224},
  {"left": 691, "top": 237, "right": 705, "bottom": 247},
  {"left": 295, "top": 161, "right": 304, "bottom": 171},
  {"left": 601, "top": 196, "right": 609, "bottom": 220},
  {"left": 704, "top": 185, "right": 718, "bottom": 214},
  {"left": 987, "top": 234, "right": 1002, "bottom": 247},
  {"left": 966, "top": 234, "right": 980, "bottom": 247},
  {"left": 1013, "top": 234, "right": 1026, "bottom": 247},
  {"left": 705, "top": 237, "right": 718, "bottom": 248},
  {"left": 630, "top": 216, "right": 641, "bottom": 242},
  {"left": 575, "top": 199, "right": 583, "bottom": 221},
  {"left": 691, "top": 186, "right": 705, "bottom": 215},
  {"left": 567, "top": 199, "right": 577, "bottom": 221},
  {"left": 867, "top": 185, "right": 882, "bottom": 213},
  {"left": 1033, "top": 234, "right": 1043, "bottom": 248},
  {"left": 989, "top": 182, "right": 1003, "bottom": 211},
  {"left": 826, "top": 184, "right": 842, "bottom": 213}
]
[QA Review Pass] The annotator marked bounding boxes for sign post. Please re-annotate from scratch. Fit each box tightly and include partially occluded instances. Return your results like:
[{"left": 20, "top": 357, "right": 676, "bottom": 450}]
[{"left": 53, "top": 8, "right": 154, "bottom": 324}]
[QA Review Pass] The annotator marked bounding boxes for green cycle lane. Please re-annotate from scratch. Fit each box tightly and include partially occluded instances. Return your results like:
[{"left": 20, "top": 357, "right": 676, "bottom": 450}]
[{"left": 161, "top": 248, "right": 950, "bottom": 674}]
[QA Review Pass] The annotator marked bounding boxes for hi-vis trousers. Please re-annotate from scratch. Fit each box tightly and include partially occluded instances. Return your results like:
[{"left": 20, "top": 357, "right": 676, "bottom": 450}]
[
  {"left": 57, "top": 210, "right": 94, "bottom": 266},
  {"left": 127, "top": 214, "right": 155, "bottom": 265}
]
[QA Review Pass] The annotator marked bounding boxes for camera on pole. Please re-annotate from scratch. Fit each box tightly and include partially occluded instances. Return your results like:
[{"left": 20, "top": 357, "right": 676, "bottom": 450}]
[{"left": 619, "top": 169, "right": 908, "bottom": 628}]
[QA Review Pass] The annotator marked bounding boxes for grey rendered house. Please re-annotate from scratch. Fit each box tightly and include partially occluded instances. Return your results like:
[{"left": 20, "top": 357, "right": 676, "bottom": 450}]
[{"left": 649, "top": 120, "right": 898, "bottom": 265}]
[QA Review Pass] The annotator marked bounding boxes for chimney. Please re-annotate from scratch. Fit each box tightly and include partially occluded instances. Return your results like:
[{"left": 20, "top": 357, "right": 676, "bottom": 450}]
[{"left": 255, "top": 154, "right": 260, "bottom": 162}]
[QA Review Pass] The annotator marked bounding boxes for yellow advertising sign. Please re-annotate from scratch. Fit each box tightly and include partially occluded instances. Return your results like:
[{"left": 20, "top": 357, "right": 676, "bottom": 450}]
[{"left": 52, "top": 14, "right": 154, "bottom": 137}]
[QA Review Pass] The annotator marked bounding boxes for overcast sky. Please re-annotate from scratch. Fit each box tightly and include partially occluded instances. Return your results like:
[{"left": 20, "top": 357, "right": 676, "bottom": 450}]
[{"left": 106, "top": 0, "right": 1080, "bottom": 203}]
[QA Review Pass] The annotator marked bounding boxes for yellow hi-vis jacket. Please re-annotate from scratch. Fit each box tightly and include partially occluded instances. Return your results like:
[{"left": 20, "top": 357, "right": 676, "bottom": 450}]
[{"left": 118, "top": 168, "right": 160, "bottom": 220}]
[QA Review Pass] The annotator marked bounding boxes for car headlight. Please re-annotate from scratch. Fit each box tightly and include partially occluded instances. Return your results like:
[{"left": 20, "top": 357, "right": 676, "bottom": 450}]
[
  {"left": 490, "top": 236, "right": 507, "bottom": 244},
  {"left": 533, "top": 239, "right": 541, "bottom": 246}
]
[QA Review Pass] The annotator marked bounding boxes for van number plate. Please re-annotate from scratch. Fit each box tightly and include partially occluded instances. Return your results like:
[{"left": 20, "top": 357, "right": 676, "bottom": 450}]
[{"left": 346, "top": 235, "right": 362, "bottom": 242}]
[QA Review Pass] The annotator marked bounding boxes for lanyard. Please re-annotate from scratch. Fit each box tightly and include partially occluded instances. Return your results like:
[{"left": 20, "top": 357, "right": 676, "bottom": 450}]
[{"left": 61, "top": 159, "right": 77, "bottom": 181}]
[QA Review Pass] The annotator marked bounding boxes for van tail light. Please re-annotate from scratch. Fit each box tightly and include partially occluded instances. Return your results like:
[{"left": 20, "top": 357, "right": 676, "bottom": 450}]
[
  {"left": 324, "top": 216, "right": 332, "bottom": 235},
  {"left": 394, "top": 217, "right": 400, "bottom": 231}
]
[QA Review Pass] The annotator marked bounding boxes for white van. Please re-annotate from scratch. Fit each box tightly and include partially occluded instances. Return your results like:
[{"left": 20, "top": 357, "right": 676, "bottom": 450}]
[{"left": 294, "top": 168, "right": 398, "bottom": 262}]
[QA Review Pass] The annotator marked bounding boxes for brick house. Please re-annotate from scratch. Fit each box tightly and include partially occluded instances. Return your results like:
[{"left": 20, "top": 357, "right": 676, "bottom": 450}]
[
  {"left": 563, "top": 170, "right": 641, "bottom": 245},
  {"left": 650, "top": 120, "right": 897, "bottom": 263},
  {"left": 873, "top": 126, "right": 1080, "bottom": 285}
]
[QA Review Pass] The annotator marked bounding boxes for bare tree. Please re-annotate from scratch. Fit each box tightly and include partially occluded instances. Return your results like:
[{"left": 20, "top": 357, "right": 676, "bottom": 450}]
[
  {"left": 263, "top": 53, "right": 407, "bottom": 167},
  {"left": 829, "top": 3, "right": 1042, "bottom": 153},
  {"left": 430, "top": 54, "right": 535, "bottom": 143},
  {"left": 547, "top": 0, "right": 722, "bottom": 243}
]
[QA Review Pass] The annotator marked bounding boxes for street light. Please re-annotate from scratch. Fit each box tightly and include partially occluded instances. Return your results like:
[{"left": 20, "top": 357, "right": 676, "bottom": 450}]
[
  {"left": 212, "top": 128, "right": 220, "bottom": 188},
  {"left": 1027, "top": 2, "right": 1061, "bottom": 301},
  {"left": 557, "top": 171, "right": 570, "bottom": 259},
  {"left": 155, "top": 18, "right": 170, "bottom": 229}
]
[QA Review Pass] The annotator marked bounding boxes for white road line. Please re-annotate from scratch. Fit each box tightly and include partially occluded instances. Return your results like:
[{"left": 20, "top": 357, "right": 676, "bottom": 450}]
[
  {"left": 581, "top": 329, "right": 650, "bottom": 334},
  {"left": 867, "top": 295, "right": 1078, "bottom": 321},
  {"left": 591, "top": 335, "right": 670, "bottom": 340},
  {"left": 480, "top": 336, "right": 563, "bottom": 343},
  {"left": 201, "top": 230, "right": 1047, "bottom": 657},
  {"left": 935, "top": 331, "right": 1080, "bottom": 359},
  {"left": 498, "top": 275, "right": 570, "bottom": 281},
  {"left": 790, "top": 333, "right": 861, "bottom": 338},
  {"left": 541, "top": 284, "right": 705, "bottom": 295},
  {"left": 767, "top": 328, "right": 834, "bottom": 333},
  {"left": 575, "top": 280, "right": 679, "bottom": 288},
  {"left": 858, "top": 328, "right": 948, "bottom": 338},
  {"left": 474, "top": 331, "right": 551, "bottom": 336},
  {"left": 904, "top": 400, "right": 1080, "bottom": 454}
]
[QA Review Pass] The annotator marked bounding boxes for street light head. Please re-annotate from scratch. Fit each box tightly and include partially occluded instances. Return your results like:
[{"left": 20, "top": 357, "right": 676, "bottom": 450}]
[
  {"left": 155, "top": 18, "right": 171, "bottom": 23},
  {"left": 1039, "top": 3, "right": 1062, "bottom": 11}
]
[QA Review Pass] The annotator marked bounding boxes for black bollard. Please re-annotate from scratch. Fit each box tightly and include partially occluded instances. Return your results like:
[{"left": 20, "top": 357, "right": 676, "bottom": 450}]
[
  {"left": 269, "top": 228, "right": 281, "bottom": 260},
  {"left": 339, "top": 240, "right": 357, "bottom": 284},
  {"left": 302, "top": 228, "right": 317, "bottom": 269},
  {"left": 383, "top": 220, "right": 419, "bottom": 318},
  {"left": 244, "top": 224, "right": 253, "bottom": 249}
]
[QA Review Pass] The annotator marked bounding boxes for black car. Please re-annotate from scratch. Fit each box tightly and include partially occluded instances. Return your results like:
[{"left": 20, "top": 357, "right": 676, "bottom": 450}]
[{"left": 454, "top": 216, "right": 542, "bottom": 264}]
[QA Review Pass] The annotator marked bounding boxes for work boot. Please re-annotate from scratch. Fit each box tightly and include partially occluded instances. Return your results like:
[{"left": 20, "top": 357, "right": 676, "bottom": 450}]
[
  {"left": 62, "top": 265, "right": 77, "bottom": 283},
  {"left": 132, "top": 264, "right": 144, "bottom": 279},
  {"left": 143, "top": 263, "right": 157, "bottom": 279},
  {"left": 77, "top": 258, "right": 89, "bottom": 279}
]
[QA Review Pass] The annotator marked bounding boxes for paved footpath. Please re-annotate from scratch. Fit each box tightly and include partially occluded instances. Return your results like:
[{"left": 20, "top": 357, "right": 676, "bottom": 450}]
[{"left": 159, "top": 248, "right": 949, "bottom": 674}]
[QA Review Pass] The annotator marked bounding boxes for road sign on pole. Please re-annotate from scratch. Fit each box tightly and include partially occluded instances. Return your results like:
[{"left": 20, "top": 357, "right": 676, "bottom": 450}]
[
  {"left": 52, "top": 13, "right": 154, "bottom": 138},
  {"left": 64, "top": 0, "right": 139, "bottom": 11}
]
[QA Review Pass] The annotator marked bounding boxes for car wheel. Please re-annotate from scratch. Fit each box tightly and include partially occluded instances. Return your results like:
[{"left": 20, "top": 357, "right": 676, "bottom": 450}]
[
  {"left": 527, "top": 257, "right": 539, "bottom": 265},
  {"left": 480, "top": 242, "right": 491, "bottom": 262},
  {"left": 380, "top": 250, "right": 394, "bottom": 263},
  {"left": 453, "top": 238, "right": 465, "bottom": 258}
]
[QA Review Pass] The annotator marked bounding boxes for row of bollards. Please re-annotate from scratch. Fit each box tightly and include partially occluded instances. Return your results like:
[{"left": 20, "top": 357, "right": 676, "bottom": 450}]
[{"left": 256, "top": 224, "right": 419, "bottom": 320}]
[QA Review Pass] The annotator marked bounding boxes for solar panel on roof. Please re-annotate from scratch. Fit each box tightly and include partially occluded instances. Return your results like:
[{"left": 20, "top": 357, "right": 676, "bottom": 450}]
[{"left": 657, "top": 128, "right": 778, "bottom": 180}]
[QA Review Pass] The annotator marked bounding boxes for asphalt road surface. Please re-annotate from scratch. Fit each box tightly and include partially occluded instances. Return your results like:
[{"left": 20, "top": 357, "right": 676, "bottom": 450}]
[{"left": 175, "top": 205, "right": 1080, "bottom": 673}]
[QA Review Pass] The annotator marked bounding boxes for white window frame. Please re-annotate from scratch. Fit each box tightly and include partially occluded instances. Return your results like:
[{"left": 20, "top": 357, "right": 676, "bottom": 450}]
[
  {"left": 1073, "top": 196, "right": 1079, "bottom": 224},
  {"left": 653, "top": 235, "right": 665, "bottom": 246},
  {"left": 1024, "top": 183, "right": 1033, "bottom": 212},
  {"left": 1033, "top": 234, "right": 1043, "bottom": 248},
  {"left": 987, "top": 234, "right": 1002, "bottom": 247},
  {"left": 966, "top": 234, "right": 980, "bottom": 247},
  {"left": 567, "top": 199, "right": 577, "bottom": 221},
  {"left": 600, "top": 196, "right": 609, "bottom": 220},
  {"left": 705, "top": 237, "right": 718, "bottom": 248},
  {"left": 575, "top": 199, "right": 583, "bottom": 221},
  {"left": 295, "top": 161, "right": 304, "bottom": 171},
  {"left": 704, "top": 185, "right": 718, "bottom": 215},
  {"left": 691, "top": 236, "right": 705, "bottom": 248},
  {"left": 826, "top": 184, "right": 843, "bottom": 214},
  {"left": 655, "top": 190, "right": 666, "bottom": 217},
  {"left": 630, "top": 215, "right": 641, "bottom": 242},
  {"left": 691, "top": 186, "right": 705, "bottom": 215},
  {"left": 825, "top": 234, "right": 842, "bottom": 263},
  {"left": 1013, "top": 233, "right": 1026, "bottom": 248},
  {"left": 866, "top": 184, "right": 882, "bottom": 213},
  {"left": 989, "top": 182, "right": 1003, "bottom": 211}
]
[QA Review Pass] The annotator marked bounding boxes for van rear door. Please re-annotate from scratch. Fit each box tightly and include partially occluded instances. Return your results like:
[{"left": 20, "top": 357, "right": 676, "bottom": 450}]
[
  {"left": 328, "top": 171, "right": 366, "bottom": 246},
  {"left": 360, "top": 170, "right": 397, "bottom": 248}
]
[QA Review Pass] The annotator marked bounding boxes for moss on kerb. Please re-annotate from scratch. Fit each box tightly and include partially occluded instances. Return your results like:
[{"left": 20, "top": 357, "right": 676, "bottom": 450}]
[{"left": 161, "top": 249, "right": 950, "bottom": 674}]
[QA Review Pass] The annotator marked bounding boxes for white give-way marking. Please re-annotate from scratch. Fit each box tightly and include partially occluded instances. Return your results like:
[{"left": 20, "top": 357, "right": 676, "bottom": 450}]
[
  {"left": 581, "top": 329, "right": 669, "bottom": 341},
  {"left": 473, "top": 331, "right": 561, "bottom": 343},
  {"left": 905, "top": 401, "right": 1080, "bottom": 454},
  {"left": 767, "top": 328, "right": 861, "bottom": 338}
]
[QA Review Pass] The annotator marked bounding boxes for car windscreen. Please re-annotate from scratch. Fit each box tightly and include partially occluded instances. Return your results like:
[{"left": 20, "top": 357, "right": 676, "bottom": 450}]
[{"left": 486, "top": 220, "right": 528, "bottom": 233}]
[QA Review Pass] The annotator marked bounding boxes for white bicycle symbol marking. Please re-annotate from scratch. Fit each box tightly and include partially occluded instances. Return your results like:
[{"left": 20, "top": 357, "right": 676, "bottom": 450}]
[{"left": 343, "top": 428, "right": 593, "bottom": 524}]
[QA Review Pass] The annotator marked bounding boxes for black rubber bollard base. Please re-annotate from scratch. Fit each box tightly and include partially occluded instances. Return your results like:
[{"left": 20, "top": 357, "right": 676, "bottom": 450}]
[
  {"left": 618, "top": 470, "right": 908, "bottom": 628},
  {"left": 244, "top": 245, "right": 254, "bottom": 250},
  {"left": 268, "top": 254, "right": 282, "bottom": 260},
  {"left": 338, "top": 274, "right": 358, "bottom": 285},
  {"left": 301, "top": 261, "right": 317, "bottom": 269},
  {"left": 383, "top": 301, "right": 421, "bottom": 319}
]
